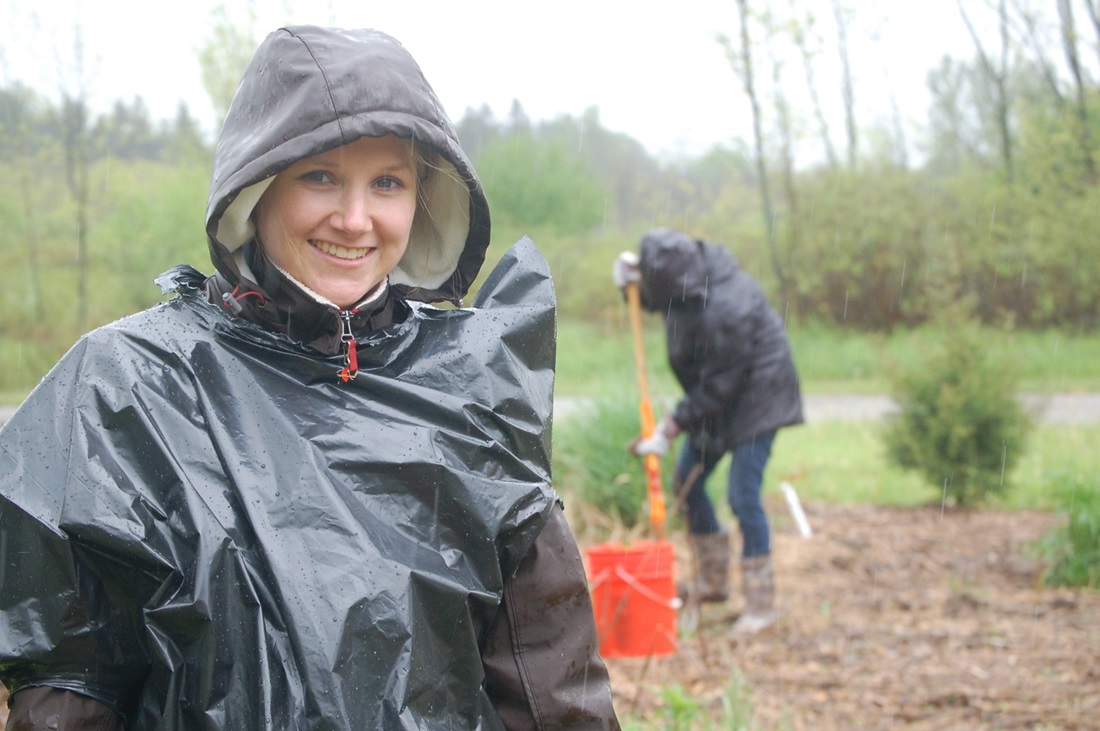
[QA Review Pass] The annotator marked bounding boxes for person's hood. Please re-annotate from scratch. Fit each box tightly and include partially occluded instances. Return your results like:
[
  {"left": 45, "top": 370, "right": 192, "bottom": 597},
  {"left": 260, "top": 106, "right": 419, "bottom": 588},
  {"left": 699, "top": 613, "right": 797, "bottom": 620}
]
[
  {"left": 638, "top": 228, "right": 738, "bottom": 310},
  {"left": 205, "top": 26, "right": 490, "bottom": 305}
]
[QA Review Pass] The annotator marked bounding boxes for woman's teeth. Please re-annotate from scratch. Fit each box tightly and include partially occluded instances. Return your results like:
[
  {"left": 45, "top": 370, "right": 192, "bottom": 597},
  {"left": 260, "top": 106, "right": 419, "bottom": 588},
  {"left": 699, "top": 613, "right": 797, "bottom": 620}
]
[{"left": 311, "top": 240, "right": 369, "bottom": 260}]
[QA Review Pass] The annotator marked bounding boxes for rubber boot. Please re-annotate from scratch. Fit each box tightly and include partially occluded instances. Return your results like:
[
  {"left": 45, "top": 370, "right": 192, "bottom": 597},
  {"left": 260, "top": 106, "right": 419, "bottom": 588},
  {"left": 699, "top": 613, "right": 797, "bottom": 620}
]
[
  {"left": 729, "top": 555, "right": 778, "bottom": 637},
  {"left": 678, "top": 530, "right": 731, "bottom": 603}
]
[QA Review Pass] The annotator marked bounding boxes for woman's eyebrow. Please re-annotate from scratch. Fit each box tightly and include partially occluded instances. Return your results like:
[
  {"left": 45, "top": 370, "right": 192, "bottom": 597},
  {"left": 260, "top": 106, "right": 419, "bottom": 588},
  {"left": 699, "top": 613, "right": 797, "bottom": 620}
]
[
  {"left": 303, "top": 155, "right": 414, "bottom": 172},
  {"left": 377, "top": 158, "right": 415, "bottom": 172}
]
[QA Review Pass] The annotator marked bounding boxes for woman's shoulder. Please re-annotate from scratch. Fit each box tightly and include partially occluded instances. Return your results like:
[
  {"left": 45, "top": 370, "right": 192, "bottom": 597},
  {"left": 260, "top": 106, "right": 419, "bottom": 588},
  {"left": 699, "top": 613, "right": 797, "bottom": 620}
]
[
  {"left": 87, "top": 295, "right": 215, "bottom": 349},
  {"left": 69, "top": 277, "right": 232, "bottom": 378}
]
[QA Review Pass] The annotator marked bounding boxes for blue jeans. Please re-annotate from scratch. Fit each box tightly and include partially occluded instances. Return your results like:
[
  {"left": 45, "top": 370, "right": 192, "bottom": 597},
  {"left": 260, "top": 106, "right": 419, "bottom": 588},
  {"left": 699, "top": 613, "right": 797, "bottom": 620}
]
[{"left": 675, "top": 431, "right": 776, "bottom": 559}]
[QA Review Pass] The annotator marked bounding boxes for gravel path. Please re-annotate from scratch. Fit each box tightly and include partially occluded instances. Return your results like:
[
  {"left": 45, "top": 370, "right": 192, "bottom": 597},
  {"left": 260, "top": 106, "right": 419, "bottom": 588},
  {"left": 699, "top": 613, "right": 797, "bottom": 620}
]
[
  {"left": 802, "top": 392, "right": 1100, "bottom": 424},
  {"left": 1, "top": 393, "right": 1097, "bottom": 428}
]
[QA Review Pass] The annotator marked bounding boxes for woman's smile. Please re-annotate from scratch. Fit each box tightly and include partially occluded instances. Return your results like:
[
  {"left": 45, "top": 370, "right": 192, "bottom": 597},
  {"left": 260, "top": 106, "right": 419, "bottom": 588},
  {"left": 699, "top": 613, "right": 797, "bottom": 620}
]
[{"left": 310, "top": 240, "right": 375, "bottom": 261}]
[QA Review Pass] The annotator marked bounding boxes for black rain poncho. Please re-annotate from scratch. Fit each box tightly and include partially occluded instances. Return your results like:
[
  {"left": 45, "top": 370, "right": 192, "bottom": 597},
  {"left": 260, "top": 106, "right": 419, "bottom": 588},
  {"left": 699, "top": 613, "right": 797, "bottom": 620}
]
[
  {"left": 0, "top": 242, "right": 558, "bottom": 728},
  {"left": 0, "top": 25, "right": 613, "bottom": 730}
]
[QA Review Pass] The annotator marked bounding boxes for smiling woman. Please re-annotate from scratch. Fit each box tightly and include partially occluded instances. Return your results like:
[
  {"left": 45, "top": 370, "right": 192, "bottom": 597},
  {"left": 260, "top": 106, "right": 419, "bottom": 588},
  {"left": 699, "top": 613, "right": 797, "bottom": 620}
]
[
  {"left": 0, "top": 25, "right": 620, "bottom": 731},
  {"left": 253, "top": 135, "right": 419, "bottom": 308}
]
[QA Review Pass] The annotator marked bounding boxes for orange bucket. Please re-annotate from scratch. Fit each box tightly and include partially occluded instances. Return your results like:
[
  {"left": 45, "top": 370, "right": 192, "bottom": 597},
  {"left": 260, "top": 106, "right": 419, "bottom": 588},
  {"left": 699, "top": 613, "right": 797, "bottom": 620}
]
[{"left": 586, "top": 540, "right": 678, "bottom": 658}]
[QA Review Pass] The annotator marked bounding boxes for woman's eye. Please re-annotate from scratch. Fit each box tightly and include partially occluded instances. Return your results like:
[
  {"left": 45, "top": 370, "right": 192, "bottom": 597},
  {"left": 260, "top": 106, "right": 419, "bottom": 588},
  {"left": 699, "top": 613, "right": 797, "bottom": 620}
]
[
  {"left": 374, "top": 176, "right": 404, "bottom": 190},
  {"left": 303, "top": 170, "right": 334, "bottom": 184}
]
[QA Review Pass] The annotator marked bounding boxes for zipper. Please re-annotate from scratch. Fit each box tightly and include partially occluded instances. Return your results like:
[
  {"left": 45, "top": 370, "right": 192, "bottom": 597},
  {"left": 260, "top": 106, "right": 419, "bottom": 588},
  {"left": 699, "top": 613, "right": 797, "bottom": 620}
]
[{"left": 337, "top": 308, "right": 360, "bottom": 382}]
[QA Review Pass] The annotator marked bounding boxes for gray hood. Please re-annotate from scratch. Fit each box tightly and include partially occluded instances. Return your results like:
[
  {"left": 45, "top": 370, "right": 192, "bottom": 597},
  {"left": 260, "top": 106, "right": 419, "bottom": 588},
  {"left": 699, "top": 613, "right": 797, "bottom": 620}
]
[{"left": 205, "top": 26, "right": 490, "bottom": 304}]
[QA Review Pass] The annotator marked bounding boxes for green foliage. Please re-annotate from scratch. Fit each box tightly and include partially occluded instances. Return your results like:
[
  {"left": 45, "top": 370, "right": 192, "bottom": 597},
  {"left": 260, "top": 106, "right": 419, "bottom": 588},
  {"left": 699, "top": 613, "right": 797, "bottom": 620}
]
[
  {"left": 621, "top": 673, "right": 762, "bottom": 730},
  {"left": 1036, "top": 472, "right": 1100, "bottom": 590},
  {"left": 6, "top": 69, "right": 1100, "bottom": 342},
  {"left": 475, "top": 133, "right": 609, "bottom": 235},
  {"left": 0, "top": 154, "right": 211, "bottom": 395},
  {"left": 652, "top": 683, "right": 706, "bottom": 730},
  {"left": 882, "top": 310, "right": 1033, "bottom": 505},
  {"left": 1014, "top": 84, "right": 1100, "bottom": 197},
  {"left": 91, "top": 159, "right": 211, "bottom": 309},
  {"left": 786, "top": 167, "right": 933, "bottom": 329},
  {"left": 6, "top": 6, "right": 1100, "bottom": 340}
]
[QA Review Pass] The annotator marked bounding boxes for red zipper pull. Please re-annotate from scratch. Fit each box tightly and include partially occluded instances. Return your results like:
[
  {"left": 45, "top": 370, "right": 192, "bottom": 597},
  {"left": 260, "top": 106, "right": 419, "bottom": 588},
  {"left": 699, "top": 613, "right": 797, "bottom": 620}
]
[{"left": 337, "top": 309, "right": 359, "bottom": 382}]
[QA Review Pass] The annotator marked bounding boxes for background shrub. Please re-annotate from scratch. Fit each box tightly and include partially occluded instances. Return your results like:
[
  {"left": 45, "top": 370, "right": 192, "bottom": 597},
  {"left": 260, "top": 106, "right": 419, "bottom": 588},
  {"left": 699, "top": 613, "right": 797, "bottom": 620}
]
[{"left": 882, "top": 309, "right": 1034, "bottom": 506}]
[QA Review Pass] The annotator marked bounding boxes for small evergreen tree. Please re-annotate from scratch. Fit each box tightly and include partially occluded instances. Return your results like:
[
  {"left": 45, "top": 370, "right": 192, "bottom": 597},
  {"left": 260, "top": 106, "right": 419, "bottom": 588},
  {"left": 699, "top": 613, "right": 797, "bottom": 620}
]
[
  {"left": 883, "top": 309, "right": 1033, "bottom": 506},
  {"left": 1037, "top": 472, "right": 1100, "bottom": 590}
]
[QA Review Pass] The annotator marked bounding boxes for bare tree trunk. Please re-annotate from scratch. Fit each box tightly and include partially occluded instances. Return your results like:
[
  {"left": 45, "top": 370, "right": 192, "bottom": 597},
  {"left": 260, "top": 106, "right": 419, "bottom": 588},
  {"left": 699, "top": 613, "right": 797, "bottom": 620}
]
[
  {"left": 1082, "top": 0, "right": 1100, "bottom": 71},
  {"left": 0, "top": 68, "right": 45, "bottom": 319},
  {"left": 792, "top": 22, "right": 839, "bottom": 170},
  {"left": 1009, "top": 0, "right": 1068, "bottom": 104},
  {"left": 832, "top": 0, "right": 858, "bottom": 169},
  {"left": 729, "top": 0, "right": 791, "bottom": 303},
  {"left": 61, "top": 94, "right": 91, "bottom": 331},
  {"left": 198, "top": 1, "right": 262, "bottom": 129},
  {"left": 17, "top": 155, "right": 45, "bottom": 320},
  {"left": 957, "top": 0, "right": 1014, "bottom": 179},
  {"left": 890, "top": 90, "right": 910, "bottom": 171},
  {"left": 56, "top": 25, "right": 94, "bottom": 331},
  {"left": 1057, "top": 0, "right": 1097, "bottom": 184},
  {"left": 771, "top": 57, "right": 802, "bottom": 316}
]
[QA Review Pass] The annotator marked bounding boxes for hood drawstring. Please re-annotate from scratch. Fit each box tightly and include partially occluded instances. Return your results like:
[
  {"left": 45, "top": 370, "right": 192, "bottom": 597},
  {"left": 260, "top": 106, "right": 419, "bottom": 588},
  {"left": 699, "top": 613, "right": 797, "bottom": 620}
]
[
  {"left": 222, "top": 285, "right": 268, "bottom": 315},
  {"left": 337, "top": 308, "right": 360, "bottom": 382}
]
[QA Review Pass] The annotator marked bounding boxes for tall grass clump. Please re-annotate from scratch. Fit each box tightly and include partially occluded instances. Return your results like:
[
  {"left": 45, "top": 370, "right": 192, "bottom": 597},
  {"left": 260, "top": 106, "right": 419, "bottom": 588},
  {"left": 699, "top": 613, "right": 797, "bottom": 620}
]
[
  {"left": 882, "top": 308, "right": 1034, "bottom": 506},
  {"left": 1036, "top": 471, "right": 1100, "bottom": 590},
  {"left": 553, "top": 394, "right": 672, "bottom": 532}
]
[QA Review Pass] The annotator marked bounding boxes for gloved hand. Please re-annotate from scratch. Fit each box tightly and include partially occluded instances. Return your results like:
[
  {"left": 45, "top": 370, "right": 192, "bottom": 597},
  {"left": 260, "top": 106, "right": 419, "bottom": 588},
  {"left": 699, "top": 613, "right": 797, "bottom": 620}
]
[
  {"left": 612, "top": 251, "right": 641, "bottom": 288},
  {"left": 630, "top": 416, "right": 681, "bottom": 457},
  {"left": 632, "top": 430, "right": 670, "bottom": 457}
]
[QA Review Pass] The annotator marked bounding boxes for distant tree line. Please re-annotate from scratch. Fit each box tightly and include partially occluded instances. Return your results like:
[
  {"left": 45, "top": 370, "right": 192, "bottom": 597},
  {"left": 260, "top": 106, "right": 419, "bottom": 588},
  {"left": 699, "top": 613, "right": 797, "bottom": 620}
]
[{"left": 1, "top": 0, "right": 1099, "bottom": 399}]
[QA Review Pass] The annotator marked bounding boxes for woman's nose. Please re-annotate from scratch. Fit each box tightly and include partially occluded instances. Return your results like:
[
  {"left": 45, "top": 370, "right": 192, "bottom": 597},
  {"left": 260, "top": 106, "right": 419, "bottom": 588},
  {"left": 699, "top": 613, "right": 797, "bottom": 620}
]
[{"left": 334, "top": 189, "right": 372, "bottom": 234}]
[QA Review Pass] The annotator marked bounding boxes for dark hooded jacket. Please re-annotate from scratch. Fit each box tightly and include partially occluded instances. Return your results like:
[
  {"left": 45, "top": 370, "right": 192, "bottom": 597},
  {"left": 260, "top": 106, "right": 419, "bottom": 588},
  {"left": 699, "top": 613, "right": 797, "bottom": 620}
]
[
  {"left": 0, "top": 26, "right": 618, "bottom": 730},
  {"left": 639, "top": 228, "right": 803, "bottom": 455}
]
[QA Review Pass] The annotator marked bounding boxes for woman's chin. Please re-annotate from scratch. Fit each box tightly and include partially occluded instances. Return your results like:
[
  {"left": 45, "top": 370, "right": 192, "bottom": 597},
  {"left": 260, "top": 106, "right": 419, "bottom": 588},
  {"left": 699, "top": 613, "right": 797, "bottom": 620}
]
[{"left": 311, "top": 276, "right": 381, "bottom": 309}]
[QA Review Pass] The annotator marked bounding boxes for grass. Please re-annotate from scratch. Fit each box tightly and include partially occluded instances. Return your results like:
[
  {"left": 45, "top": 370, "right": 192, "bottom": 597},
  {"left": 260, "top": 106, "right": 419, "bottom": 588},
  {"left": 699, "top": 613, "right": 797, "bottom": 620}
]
[
  {"left": 558, "top": 398, "right": 1100, "bottom": 543},
  {"left": 763, "top": 420, "right": 1099, "bottom": 511},
  {"left": 0, "top": 335, "right": 68, "bottom": 405},
  {"left": 554, "top": 314, "right": 1100, "bottom": 531},
  {"left": 619, "top": 672, "right": 766, "bottom": 731},
  {"left": 555, "top": 316, "right": 1100, "bottom": 398}
]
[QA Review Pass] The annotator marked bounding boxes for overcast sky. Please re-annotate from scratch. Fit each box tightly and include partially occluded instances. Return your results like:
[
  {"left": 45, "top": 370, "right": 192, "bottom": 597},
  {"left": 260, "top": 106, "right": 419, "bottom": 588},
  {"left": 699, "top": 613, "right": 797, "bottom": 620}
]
[{"left": 2, "top": 0, "right": 988, "bottom": 159}]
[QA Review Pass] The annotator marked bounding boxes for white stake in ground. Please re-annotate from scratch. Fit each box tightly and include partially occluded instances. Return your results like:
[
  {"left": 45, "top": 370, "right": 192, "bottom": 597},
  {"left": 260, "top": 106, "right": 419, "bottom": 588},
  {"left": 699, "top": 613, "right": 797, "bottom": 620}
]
[{"left": 780, "top": 482, "right": 813, "bottom": 538}]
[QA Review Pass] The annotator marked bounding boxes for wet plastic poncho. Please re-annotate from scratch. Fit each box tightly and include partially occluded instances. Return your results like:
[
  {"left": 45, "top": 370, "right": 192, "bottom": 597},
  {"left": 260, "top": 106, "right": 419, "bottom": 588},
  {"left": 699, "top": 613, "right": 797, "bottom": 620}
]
[
  {"left": 0, "top": 241, "right": 559, "bottom": 728},
  {"left": 0, "top": 25, "right": 585, "bottom": 730}
]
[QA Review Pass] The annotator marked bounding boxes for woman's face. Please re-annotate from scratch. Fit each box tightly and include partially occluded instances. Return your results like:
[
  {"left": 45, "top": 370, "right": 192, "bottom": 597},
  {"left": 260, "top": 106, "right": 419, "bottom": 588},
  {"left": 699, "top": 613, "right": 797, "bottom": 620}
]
[{"left": 255, "top": 135, "right": 418, "bottom": 308}]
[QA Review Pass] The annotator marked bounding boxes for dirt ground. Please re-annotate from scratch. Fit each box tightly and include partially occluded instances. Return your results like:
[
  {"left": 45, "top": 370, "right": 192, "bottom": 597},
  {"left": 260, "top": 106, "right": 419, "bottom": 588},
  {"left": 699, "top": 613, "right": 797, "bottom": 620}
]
[
  {"left": 601, "top": 498, "right": 1099, "bottom": 730},
  {"left": 1, "top": 501, "right": 1094, "bottom": 730}
]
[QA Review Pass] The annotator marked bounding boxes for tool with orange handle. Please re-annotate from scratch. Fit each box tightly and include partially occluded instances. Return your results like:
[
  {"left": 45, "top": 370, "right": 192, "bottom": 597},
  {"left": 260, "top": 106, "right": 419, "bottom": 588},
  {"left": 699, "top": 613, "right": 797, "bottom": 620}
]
[{"left": 624, "top": 281, "right": 667, "bottom": 538}]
